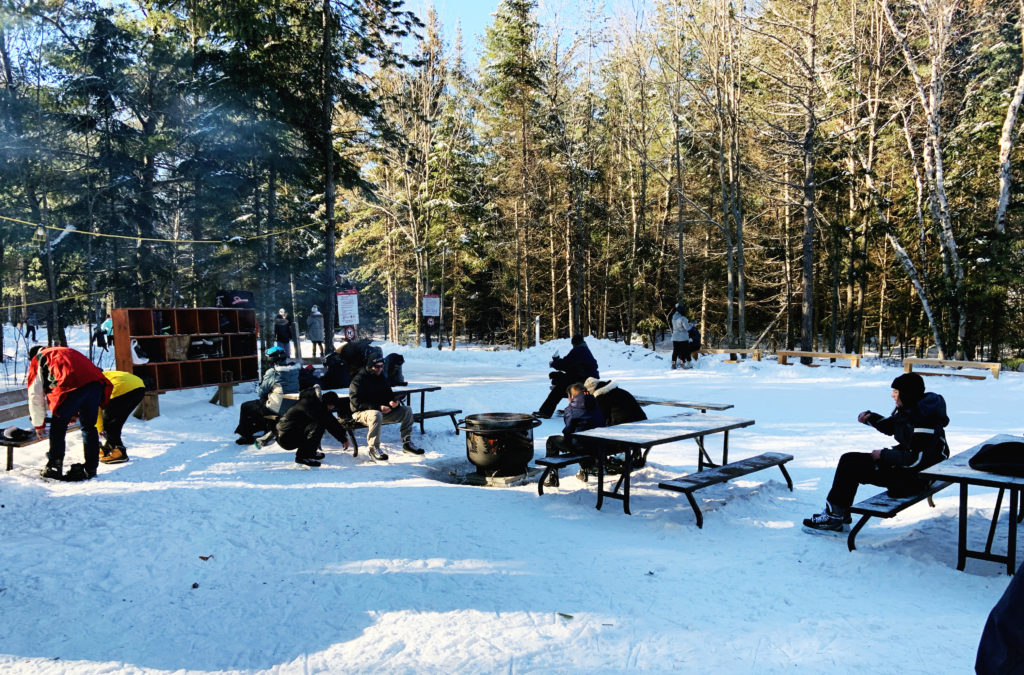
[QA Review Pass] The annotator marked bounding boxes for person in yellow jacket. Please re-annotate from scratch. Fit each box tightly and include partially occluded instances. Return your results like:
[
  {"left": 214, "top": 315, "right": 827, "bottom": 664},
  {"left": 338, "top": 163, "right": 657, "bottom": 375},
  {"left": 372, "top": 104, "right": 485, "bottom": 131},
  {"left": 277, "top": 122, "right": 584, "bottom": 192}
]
[{"left": 97, "top": 371, "right": 146, "bottom": 464}]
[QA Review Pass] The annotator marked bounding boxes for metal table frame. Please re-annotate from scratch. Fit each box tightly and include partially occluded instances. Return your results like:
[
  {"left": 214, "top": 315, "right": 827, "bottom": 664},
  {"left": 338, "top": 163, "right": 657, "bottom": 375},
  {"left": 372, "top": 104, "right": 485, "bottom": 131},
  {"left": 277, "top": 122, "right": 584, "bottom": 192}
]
[
  {"left": 569, "top": 412, "right": 756, "bottom": 514},
  {"left": 919, "top": 434, "right": 1024, "bottom": 575}
]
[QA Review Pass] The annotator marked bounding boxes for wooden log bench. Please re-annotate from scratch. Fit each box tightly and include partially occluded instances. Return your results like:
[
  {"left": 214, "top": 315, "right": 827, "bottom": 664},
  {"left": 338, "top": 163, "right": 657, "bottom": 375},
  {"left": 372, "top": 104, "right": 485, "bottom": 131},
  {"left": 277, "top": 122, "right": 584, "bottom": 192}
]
[
  {"left": 903, "top": 357, "right": 1000, "bottom": 380},
  {"left": 777, "top": 350, "right": 861, "bottom": 368},
  {"left": 846, "top": 481, "right": 953, "bottom": 551},
  {"left": 700, "top": 348, "right": 763, "bottom": 362},
  {"left": 1, "top": 389, "right": 79, "bottom": 471},
  {"left": 658, "top": 452, "right": 794, "bottom": 528}
]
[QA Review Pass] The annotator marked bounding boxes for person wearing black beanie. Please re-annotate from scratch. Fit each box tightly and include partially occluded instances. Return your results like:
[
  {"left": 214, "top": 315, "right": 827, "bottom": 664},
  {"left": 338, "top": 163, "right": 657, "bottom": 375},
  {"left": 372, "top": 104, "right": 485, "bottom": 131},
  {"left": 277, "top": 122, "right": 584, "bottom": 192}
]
[{"left": 803, "top": 371, "right": 950, "bottom": 533}]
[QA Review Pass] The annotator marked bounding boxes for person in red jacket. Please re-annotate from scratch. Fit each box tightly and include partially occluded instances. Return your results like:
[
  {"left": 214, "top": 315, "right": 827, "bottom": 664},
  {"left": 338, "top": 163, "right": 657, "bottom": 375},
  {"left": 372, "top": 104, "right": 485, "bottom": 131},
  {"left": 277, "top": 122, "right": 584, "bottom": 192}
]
[{"left": 28, "top": 345, "right": 113, "bottom": 481}]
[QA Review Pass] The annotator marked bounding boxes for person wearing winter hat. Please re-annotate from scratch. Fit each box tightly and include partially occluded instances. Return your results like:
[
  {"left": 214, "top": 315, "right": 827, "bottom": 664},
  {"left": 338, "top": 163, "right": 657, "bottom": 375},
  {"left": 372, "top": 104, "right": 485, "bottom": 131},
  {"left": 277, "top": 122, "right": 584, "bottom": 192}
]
[
  {"left": 274, "top": 308, "right": 293, "bottom": 357},
  {"left": 803, "top": 372, "right": 950, "bottom": 533},
  {"left": 275, "top": 388, "right": 351, "bottom": 467},
  {"left": 668, "top": 302, "right": 693, "bottom": 369},
  {"left": 533, "top": 334, "right": 599, "bottom": 419},
  {"left": 306, "top": 305, "right": 326, "bottom": 358},
  {"left": 233, "top": 346, "right": 300, "bottom": 445}
]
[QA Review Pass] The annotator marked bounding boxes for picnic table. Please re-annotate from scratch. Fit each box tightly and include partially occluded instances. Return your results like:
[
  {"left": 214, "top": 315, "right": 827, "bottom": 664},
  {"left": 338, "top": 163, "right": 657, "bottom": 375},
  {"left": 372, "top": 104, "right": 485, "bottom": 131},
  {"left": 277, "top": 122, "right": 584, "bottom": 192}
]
[
  {"left": 557, "top": 412, "right": 758, "bottom": 515},
  {"left": 918, "top": 434, "right": 1024, "bottom": 575},
  {"left": 285, "top": 384, "right": 457, "bottom": 435}
]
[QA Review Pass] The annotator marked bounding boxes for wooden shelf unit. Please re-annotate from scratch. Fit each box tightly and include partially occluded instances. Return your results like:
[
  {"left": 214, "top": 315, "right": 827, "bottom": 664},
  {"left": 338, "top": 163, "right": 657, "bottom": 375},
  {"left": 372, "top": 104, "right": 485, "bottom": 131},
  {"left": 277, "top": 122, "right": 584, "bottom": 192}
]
[{"left": 113, "top": 308, "right": 258, "bottom": 393}]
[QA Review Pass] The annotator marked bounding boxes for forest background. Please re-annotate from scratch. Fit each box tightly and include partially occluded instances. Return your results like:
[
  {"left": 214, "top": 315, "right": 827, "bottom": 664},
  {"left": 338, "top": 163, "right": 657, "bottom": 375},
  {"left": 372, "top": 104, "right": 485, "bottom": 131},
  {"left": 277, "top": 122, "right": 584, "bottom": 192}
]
[{"left": 3, "top": 0, "right": 1024, "bottom": 363}]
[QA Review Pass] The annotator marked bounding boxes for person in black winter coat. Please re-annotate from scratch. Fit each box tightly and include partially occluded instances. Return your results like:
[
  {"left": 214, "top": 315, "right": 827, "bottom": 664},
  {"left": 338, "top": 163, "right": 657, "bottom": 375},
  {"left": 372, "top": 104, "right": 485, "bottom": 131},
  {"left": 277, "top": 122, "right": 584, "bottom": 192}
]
[
  {"left": 321, "top": 344, "right": 351, "bottom": 389},
  {"left": 583, "top": 378, "right": 647, "bottom": 426},
  {"left": 349, "top": 355, "right": 422, "bottom": 461},
  {"left": 976, "top": 559, "right": 1024, "bottom": 674},
  {"left": 803, "top": 372, "right": 950, "bottom": 533},
  {"left": 274, "top": 308, "right": 294, "bottom": 357},
  {"left": 533, "top": 334, "right": 600, "bottom": 418},
  {"left": 276, "top": 389, "right": 351, "bottom": 467},
  {"left": 543, "top": 383, "right": 605, "bottom": 487}
]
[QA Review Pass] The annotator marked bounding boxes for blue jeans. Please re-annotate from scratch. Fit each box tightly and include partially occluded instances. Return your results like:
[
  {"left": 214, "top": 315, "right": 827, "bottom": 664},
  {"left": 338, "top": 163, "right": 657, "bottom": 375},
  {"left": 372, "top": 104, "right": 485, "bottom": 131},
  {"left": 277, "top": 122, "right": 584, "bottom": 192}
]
[{"left": 47, "top": 381, "right": 104, "bottom": 473}]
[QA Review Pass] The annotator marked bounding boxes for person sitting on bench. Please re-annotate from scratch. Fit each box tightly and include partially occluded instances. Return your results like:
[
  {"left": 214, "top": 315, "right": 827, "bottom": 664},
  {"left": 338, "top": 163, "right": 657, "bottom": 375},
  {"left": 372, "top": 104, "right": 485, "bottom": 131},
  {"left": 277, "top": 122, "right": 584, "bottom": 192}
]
[
  {"left": 803, "top": 372, "right": 949, "bottom": 533},
  {"left": 583, "top": 377, "right": 647, "bottom": 475},
  {"left": 543, "top": 382, "right": 605, "bottom": 488},
  {"left": 276, "top": 388, "right": 351, "bottom": 467},
  {"left": 234, "top": 346, "right": 299, "bottom": 445},
  {"left": 349, "top": 354, "right": 422, "bottom": 461},
  {"left": 533, "top": 334, "right": 599, "bottom": 419}
]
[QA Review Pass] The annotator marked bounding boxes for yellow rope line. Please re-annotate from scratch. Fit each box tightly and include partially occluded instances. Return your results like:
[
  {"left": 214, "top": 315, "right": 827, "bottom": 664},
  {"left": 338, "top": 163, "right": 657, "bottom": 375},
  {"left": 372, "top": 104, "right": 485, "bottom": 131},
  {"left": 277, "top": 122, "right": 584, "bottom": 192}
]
[{"left": 1, "top": 214, "right": 320, "bottom": 244}]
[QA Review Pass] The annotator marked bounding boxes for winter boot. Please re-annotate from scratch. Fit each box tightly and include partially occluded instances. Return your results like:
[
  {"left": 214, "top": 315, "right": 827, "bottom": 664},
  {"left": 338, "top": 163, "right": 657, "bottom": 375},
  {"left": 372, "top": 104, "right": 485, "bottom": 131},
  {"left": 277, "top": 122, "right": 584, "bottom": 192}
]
[
  {"left": 63, "top": 463, "right": 96, "bottom": 482},
  {"left": 295, "top": 456, "right": 321, "bottom": 467},
  {"left": 40, "top": 465, "right": 63, "bottom": 480},
  {"left": 369, "top": 446, "right": 389, "bottom": 462},
  {"left": 543, "top": 470, "right": 560, "bottom": 488},
  {"left": 402, "top": 438, "right": 424, "bottom": 455},
  {"left": 99, "top": 446, "right": 129, "bottom": 464}
]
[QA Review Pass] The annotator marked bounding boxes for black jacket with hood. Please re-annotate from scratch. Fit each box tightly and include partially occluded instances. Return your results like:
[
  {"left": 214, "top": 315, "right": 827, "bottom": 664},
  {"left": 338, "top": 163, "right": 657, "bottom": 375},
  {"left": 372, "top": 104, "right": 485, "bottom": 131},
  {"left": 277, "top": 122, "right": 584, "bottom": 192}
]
[
  {"left": 861, "top": 391, "right": 949, "bottom": 471},
  {"left": 275, "top": 388, "right": 349, "bottom": 450},
  {"left": 586, "top": 379, "right": 647, "bottom": 427}
]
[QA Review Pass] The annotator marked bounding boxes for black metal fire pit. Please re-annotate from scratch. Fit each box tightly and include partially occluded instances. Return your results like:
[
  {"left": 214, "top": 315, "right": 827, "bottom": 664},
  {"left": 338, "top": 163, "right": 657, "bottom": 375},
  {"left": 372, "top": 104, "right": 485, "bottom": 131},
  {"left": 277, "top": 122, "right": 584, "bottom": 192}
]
[{"left": 458, "top": 413, "right": 542, "bottom": 477}]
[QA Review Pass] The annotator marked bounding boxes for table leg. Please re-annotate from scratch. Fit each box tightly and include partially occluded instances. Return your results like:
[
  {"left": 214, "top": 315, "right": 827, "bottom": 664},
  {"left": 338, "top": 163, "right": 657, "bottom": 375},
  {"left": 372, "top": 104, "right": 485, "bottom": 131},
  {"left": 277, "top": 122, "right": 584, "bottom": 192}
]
[
  {"left": 418, "top": 391, "right": 426, "bottom": 434},
  {"left": 621, "top": 448, "right": 634, "bottom": 516},
  {"left": 595, "top": 453, "right": 605, "bottom": 511},
  {"left": 986, "top": 488, "right": 1006, "bottom": 555},
  {"left": 1009, "top": 489, "right": 1019, "bottom": 575},
  {"left": 958, "top": 483, "right": 968, "bottom": 571},
  {"left": 722, "top": 430, "right": 730, "bottom": 465}
]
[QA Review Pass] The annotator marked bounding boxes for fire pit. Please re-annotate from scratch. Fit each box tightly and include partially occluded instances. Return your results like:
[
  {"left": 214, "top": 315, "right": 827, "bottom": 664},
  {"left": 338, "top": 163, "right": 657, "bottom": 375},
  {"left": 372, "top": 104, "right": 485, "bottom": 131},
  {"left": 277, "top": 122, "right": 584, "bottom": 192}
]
[{"left": 458, "top": 413, "right": 542, "bottom": 478}]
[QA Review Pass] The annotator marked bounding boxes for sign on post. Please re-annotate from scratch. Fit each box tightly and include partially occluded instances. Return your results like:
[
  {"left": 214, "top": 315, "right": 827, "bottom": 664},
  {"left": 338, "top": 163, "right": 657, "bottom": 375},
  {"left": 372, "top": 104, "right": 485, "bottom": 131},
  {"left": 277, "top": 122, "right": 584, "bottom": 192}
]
[
  {"left": 422, "top": 294, "right": 440, "bottom": 317},
  {"left": 337, "top": 290, "right": 359, "bottom": 326}
]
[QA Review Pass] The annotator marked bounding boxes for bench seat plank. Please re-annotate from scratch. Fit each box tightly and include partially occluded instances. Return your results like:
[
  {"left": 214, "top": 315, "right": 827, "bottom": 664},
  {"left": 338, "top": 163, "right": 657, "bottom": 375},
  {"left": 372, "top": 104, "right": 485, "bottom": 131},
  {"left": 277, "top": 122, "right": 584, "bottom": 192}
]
[
  {"left": 846, "top": 481, "right": 952, "bottom": 551},
  {"left": 658, "top": 452, "right": 794, "bottom": 528},
  {"left": 903, "top": 357, "right": 1000, "bottom": 379},
  {"left": 777, "top": 351, "right": 861, "bottom": 367}
]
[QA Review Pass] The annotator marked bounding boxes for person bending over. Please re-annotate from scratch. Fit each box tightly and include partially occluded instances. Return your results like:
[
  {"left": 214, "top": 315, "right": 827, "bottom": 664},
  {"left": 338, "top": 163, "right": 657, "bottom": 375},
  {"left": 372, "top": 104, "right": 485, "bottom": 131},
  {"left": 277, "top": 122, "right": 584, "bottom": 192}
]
[
  {"left": 97, "top": 370, "right": 146, "bottom": 464},
  {"left": 349, "top": 355, "right": 422, "bottom": 461},
  {"left": 803, "top": 372, "right": 949, "bottom": 533},
  {"left": 28, "top": 345, "right": 113, "bottom": 481},
  {"left": 276, "top": 389, "right": 351, "bottom": 467},
  {"left": 543, "top": 382, "right": 605, "bottom": 487}
]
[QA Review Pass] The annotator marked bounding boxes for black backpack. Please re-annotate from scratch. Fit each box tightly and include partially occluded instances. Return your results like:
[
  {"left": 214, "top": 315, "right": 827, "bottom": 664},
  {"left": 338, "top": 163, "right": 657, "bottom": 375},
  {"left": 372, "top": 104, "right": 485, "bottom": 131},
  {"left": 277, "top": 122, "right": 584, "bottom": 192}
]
[{"left": 687, "top": 324, "right": 700, "bottom": 345}]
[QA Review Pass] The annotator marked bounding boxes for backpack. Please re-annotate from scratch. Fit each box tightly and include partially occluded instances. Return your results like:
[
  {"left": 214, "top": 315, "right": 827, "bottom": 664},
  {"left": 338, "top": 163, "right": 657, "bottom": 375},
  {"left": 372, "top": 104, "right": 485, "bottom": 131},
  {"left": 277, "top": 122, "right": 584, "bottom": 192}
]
[{"left": 687, "top": 324, "right": 700, "bottom": 346}]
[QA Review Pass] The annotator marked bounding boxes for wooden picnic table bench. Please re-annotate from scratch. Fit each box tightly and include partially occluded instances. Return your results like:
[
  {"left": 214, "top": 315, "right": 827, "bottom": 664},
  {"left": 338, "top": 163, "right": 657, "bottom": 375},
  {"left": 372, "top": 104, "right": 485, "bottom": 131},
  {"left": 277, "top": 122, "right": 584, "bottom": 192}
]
[
  {"left": 700, "top": 348, "right": 763, "bottom": 362},
  {"left": 846, "top": 480, "right": 952, "bottom": 552},
  {"left": 1, "top": 389, "right": 80, "bottom": 471},
  {"left": 777, "top": 350, "right": 861, "bottom": 367},
  {"left": 634, "top": 397, "right": 734, "bottom": 413},
  {"left": 920, "top": 435, "right": 1024, "bottom": 574},
  {"left": 903, "top": 357, "right": 1001, "bottom": 380},
  {"left": 658, "top": 453, "right": 794, "bottom": 528},
  {"left": 281, "top": 384, "right": 460, "bottom": 456},
  {"left": 546, "top": 412, "right": 759, "bottom": 518}
]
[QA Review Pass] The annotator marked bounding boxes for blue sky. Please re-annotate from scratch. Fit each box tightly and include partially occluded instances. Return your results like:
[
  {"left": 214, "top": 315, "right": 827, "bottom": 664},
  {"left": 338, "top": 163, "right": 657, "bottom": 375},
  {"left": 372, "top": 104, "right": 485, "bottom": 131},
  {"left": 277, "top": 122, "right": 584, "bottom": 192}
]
[{"left": 406, "top": 0, "right": 502, "bottom": 48}]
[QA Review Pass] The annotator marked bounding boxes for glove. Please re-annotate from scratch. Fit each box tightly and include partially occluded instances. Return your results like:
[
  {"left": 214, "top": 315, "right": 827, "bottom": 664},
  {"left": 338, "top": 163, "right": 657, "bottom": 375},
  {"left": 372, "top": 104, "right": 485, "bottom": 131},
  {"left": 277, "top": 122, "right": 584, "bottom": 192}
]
[{"left": 857, "top": 411, "right": 872, "bottom": 425}]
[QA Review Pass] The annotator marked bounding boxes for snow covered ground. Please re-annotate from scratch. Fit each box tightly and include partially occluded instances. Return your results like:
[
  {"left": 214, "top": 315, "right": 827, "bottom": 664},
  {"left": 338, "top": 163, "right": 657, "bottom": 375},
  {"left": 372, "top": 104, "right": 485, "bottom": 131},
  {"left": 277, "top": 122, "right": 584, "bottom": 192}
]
[{"left": 1, "top": 324, "right": 1019, "bottom": 673}]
